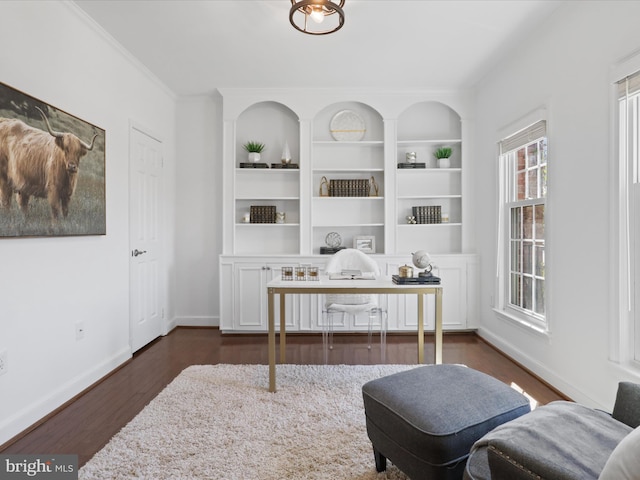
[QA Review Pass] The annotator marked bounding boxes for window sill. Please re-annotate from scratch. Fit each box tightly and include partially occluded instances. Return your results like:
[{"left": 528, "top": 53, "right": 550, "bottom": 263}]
[{"left": 493, "top": 308, "right": 550, "bottom": 339}]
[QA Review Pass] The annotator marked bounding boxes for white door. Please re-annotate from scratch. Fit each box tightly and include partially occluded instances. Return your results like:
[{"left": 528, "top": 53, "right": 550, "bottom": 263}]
[{"left": 129, "top": 126, "right": 164, "bottom": 352}]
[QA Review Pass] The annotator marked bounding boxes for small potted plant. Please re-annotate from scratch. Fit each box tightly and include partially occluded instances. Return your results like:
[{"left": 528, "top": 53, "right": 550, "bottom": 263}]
[
  {"left": 434, "top": 147, "right": 453, "bottom": 168},
  {"left": 243, "top": 141, "right": 265, "bottom": 163}
]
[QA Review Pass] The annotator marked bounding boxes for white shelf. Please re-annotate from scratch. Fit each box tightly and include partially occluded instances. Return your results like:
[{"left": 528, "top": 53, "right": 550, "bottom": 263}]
[
  {"left": 397, "top": 139, "right": 461, "bottom": 145},
  {"left": 236, "top": 196, "right": 299, "bottom": 200},
  {"left": 397, "top": 223, "right": 462, "bottom": 227},
  {"left": 398, "top": 195, "right": 462, "bottom": 200},
  {"left": 236, "top": 223, "right": 300, "bottom": 227},
  {"left": 314, "top": 168, "right": 384, "bottom": 173},
  {"left": 313, "top": 140, "right": 383, "bottom": 145},
  {"left": 397, "top": 167, "right": 461, "bottom": 173}
]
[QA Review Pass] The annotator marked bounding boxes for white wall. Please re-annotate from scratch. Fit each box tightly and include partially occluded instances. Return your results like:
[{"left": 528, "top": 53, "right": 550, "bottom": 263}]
[
  {"left": 0, "top": 2, "right": 176, "bottom": 445},
  {"left": 473, "top": 1, "right": 640, "bottom": 409},
  {"left": 173, "top": 94, "right": 222, "bottom": 327}
]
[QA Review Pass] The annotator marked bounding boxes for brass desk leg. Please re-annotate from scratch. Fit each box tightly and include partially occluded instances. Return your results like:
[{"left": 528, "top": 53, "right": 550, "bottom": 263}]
[
  {"left": 435, "top": 288, "right": 443, "bottom": 364},
  {"left": 268, "top": 289, "right": 276, "bottom": 393},
  {"left": 280, "top": 293, "right": 286, "bottom": 364},
  {"left": 418, "top": 293, "right": 424, "bottom": 364}
]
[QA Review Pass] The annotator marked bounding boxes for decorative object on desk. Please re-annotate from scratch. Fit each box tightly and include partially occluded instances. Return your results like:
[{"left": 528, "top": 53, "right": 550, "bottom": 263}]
[
  {"left": 275, "top": 212, "right": 286, "bottom": 224},
  {"left": 406, "top": 215, "right": 417, "bottom": 224},
  {"left": 330, "top": 110, "right": 366, "bottom": 141},
  {"left": 281, "top": 266, "right": 294, "bottom": 281},
  {"left": 281, "top": 141, "right": 292, "bottom": 165},
  {"left": 319, "top": 176, "right": 330, "bottom": 196},
  {"left": 295, "top": 266, "right": 307, "bottom": 281},
  {"left": 325, "top": 231, "right": 342, "bottom": 248},
  {"left": 412, "top": 250, "right": 434, "bottom": 277},
  {"left": 250, "top": 205, "right": 276, "bottom": 223},
  {"left": 406, "top": 152, "right": 417, "bottom": 163},
  {"left": 412, "top": 205, "right": 442, "bottom": 224},
  {"left": 369, "top": 176, "right": 379, "bottom": 196},
  {"left": 399, "top": 265, "right": 414, "bottom": 278},
  {"left": 307, "top": 266, "right": 319, "bottom": 281},
  {"left": 434, "top": 146, "right": 452, "bottom": 168},
  {"left": 392, "top": 274, "right": 441, "bottom": 284},
  {"left": 243, "top": 140, "right": 265, "bottom": 163},
  {"left": 354, "top": 235, "right": 375, "bottom": 253}
]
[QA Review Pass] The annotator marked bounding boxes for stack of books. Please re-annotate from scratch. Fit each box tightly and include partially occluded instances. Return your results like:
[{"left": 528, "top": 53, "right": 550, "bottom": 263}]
[
  {"left": 412, "top": 206, "right": 442, "bottom": 224},
  {"left": 239, "top": 163, "right": 268, "bottom": 168},
  {"left": 250, "top": 205, "right": 276, "bottom": 223},
  {"left": 329, "top": 179, "right": 370, "bottom": 197}
]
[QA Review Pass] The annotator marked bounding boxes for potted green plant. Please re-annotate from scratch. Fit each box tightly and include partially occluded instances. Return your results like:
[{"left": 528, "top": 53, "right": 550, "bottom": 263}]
[
  {"left": 243, "top": 141, "right": 265, "bottom": 163},
  {"left": 434, "top": 147, "right": 453, "bottom": 168}
]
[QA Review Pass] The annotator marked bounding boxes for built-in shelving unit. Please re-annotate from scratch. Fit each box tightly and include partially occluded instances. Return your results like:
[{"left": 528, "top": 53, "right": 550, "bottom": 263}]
[{"left": 219, "top": 89, "right": 476, "bottom": 333}]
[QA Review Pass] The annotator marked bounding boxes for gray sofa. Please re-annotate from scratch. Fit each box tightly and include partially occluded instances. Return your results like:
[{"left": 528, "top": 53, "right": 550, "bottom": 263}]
[{"left": 464, "top": 382, "right": 640, "bottom": 480}]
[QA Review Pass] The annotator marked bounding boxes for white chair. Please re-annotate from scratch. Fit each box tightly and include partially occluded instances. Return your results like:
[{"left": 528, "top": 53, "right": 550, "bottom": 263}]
[{"left": 322, "top": 248, "right": 387, "bottom": 360}]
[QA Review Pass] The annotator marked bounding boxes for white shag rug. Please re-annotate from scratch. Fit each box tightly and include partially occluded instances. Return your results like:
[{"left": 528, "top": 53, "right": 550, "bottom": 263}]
[{"left": 79, "top": 364, "right": 420, "bottom": 480}]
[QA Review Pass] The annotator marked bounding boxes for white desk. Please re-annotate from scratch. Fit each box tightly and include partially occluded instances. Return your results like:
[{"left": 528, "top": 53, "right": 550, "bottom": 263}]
[{"left": 267, "top": 275, "right": 443, "bottom": 392}]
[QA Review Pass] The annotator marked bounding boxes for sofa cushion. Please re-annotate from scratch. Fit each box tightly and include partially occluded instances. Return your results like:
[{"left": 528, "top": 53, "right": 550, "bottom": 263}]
[
  {"left": 468, "top": 401, "right": 632, "bottom": 480},
  {"left": 612, "top": 382, "right": 640, "bottom": 428},
  {"left": 599, "top": 426, "right": 640, "bottom": 480}
]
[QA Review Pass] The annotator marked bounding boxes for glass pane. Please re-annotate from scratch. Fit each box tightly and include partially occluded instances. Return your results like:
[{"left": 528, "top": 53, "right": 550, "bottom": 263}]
[
  {"left": 523, "top": 276, "right": 533, "bottom": 310},
  {"left": 511, "top": 208, "right": 521, "bottom": 239},
  {"left": 535, "top": 242, "right": 545, "bottom": 277},
  {"left": 528, "top": 169, "right": 538, "bottom": 199},
  {"left": 541, "top": 165, "right": 547, "bottom": 197},
  {"left": 535, "top": 204, "right": 545, "bottom": 239},
  {"left": 528, "top": 143, "right": 539, "bottom": 167},
  {"left": 517, "top": 148, "right": 526, "bottom": 171},
  {"left": 523, "top": 205, "right": 533, "bottom": 239},
  {"left": 535, "top": 279, "right": 545, "bottom": 315},
  {"left": 523, "top": 241, "right": 533, "bottom": 274},
  {"left": 510, "top": 274, "right": 521, "bottom": 307},
  {"left": 511, "top": 240, "right": 521, "bottom": 272},
  {"left": 517, "top": 171, "right": 526, "bottom": 200},
  {"left": 540, "top": 139, "right": 548, "bottom": 165}
]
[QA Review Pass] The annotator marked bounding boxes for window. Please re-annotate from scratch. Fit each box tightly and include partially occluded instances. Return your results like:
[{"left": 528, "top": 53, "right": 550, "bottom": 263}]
[
  {"left": 617, "top": 69, "right": 640, "bottom": 363},
  {"left": 497, "top": 120, "right": 547, "bottom": 331}
]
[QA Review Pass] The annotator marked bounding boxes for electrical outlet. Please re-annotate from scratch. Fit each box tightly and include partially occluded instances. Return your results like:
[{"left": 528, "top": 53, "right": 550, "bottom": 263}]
[
  {"left": 0, "top": 349, "right": 7, "bottom": 376},
  {"left": 75, "top": 321, "right": 85, "bottom": 341}
]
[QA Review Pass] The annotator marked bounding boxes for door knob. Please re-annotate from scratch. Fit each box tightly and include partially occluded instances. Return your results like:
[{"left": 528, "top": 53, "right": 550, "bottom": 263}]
[{"left": 132, "top": 249, "right": 147, "bottom": 257}]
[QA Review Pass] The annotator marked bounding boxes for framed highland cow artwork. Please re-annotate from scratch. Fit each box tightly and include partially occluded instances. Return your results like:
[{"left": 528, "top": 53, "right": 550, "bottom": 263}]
[{"left": 0, "top": 82, "right": 105, "bottom": 237}]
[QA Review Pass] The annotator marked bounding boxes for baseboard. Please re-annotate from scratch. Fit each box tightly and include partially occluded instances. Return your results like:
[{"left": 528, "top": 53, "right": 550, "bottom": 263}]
[
  {"left": 175, "top": 316, "right": 219, "bottom": 327},
  {"left": 0, "top": 346, "right": 131, "bottom": 448},
  {"left": 476, "top": 327, "right": 602, "bottom": 408}
]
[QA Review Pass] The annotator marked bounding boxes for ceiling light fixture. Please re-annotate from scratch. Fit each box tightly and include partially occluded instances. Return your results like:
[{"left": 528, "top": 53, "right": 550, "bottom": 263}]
[{"left": 289, "top": 0, "right": 345, "bottom": 35}]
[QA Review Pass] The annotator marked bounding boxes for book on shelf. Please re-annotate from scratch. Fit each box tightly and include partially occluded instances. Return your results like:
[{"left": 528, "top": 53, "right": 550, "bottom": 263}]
[
  {"left": 398, "top": 163, "right": 426, "bottom": 169},
  {"left": 328, "top": 178, "right": 370, "bottom": 197},
  {"left": 411, "top": 205, "right": 442, "bottom": 224},
  {"left": 240, "top": 163, "right": 269, "bottom": 168},
  {"left": 249, "top": 205, "right": 276, "bottom": 223}
]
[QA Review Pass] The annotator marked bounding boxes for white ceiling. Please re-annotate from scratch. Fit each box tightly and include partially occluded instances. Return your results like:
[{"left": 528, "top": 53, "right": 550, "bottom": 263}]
[{"left": 73, "top": 0, "right": 562, "bottom": 96}]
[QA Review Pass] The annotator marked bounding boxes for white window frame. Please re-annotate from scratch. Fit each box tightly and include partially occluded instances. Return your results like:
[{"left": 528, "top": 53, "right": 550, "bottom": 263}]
[
  {"left": 611, "top": 52, "right": 640, "bottom": 368},
  {"left": 494, "top": 110, "right": 549, "bottom": 334}
]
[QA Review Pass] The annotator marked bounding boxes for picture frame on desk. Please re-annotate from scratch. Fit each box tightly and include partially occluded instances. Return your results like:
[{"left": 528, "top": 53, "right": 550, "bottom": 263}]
[{"left": 354, "top": 235, "right": 375, "bottom": 253}]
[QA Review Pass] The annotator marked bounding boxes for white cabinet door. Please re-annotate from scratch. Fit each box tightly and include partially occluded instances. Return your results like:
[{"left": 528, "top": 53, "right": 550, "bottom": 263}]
[{"left": 231, "top": 262, "right": 301, "bottom": 332}]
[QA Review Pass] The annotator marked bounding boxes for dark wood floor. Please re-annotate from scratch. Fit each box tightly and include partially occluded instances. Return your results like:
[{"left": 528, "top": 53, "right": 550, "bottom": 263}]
[{"left": 0, "top": 328, "right": 566, "bottom": 467}]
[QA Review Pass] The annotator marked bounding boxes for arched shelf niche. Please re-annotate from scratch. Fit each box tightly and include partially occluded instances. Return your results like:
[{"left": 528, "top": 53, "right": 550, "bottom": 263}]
[
  {"left": 236, "top": 101, "right": 300, "bottom": 167},
  {"left": 396, "top": 101, "right": 462, "bottom": 169},
  {"left": 312, "top": 101, "right": 383, "bottom": 142}
]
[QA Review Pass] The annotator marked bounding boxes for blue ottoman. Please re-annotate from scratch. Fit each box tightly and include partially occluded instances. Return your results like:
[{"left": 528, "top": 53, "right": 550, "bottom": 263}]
[{"left": 362, "top": 364, "right": 531, "bottom": 480}]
